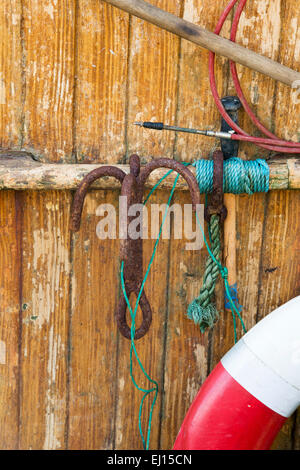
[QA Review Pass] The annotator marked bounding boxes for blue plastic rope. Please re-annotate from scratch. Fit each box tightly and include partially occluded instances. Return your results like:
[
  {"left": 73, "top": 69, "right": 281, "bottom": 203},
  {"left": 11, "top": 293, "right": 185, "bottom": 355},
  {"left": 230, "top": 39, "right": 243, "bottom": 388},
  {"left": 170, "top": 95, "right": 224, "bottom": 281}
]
[{"left": 225, "top": 283, "right": 243, "bottom": 311}]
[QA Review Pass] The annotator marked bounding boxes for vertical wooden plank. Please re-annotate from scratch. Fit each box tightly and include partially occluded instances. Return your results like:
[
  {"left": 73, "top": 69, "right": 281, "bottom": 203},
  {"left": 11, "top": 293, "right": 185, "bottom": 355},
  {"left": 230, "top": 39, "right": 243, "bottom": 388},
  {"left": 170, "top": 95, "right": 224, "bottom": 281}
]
[
  {"left": 0, "top": 1, "right": 23, "bottom": 149},
  {"left": 22, "top": 0, "right": 75, "bottom": 162},
  {"left": 0, "top": 191, "right": 21, "bottom": 449},
  {"left": 159, "top": 1, "right": 231, "bottom": 446},
  {"left": 175, "top": 0, "right": 232, "bottom": 162},
  {"left": 270, "top": 3, "right": 300, "bottom": 448},
  {"left": 68, "top": 190, "right": 119, "bottom": 449},
  {"left": 273, "top": 1, "right": 300, "bottom": 144},
  {"left": 74, "top": 1, "right": 129, "bottom": 163},
  {"left": 127, "top": 0, "right": 182, "bottom": 161},
  {"left": 159, "top": 192, "right": 210, "bottom": 449},
  {"left": 211, "top": 193, "right": 266, "bottom": 365},
  {"left": 212, "top": 189, "right": 300, "bottom": 451},
  {"left": 257, "top": 193, "right": 300, "bottom": 317},
  {"left": 236, "top": 194, "right": 267, "bottom": 331},
  {"left": 257, "top": 190, "right": 300, "bottom": 450},
  {"left": 294, "top": 411, "right": 300, "bottom": 450},
  {"left": 234, "top": 0, "right": 282, "bottom": 159},
  {"left": 272, "top": 419, "right": 295, "bottom": 451},
  {"left": 114, "top": 190, "right": 170, "bottom": 450},
  {"left": 19, "top": 191, "right": 71, "bottom": 449}
]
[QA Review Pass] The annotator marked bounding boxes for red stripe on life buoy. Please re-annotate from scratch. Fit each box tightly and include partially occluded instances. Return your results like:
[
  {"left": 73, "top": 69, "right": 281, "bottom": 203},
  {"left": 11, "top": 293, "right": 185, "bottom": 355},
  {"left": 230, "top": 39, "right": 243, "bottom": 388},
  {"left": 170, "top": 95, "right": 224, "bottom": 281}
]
[{"left": 173, "top": 362, "right": 286, "bottom": 450}]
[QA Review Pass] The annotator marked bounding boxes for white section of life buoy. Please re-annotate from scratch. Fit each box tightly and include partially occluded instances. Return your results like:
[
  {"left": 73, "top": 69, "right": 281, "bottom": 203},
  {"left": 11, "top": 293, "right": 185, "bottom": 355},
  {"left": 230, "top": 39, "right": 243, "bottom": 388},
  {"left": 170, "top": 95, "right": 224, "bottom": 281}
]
[{"left": 222, "top": 296, "right": 300, "bottom": 417}]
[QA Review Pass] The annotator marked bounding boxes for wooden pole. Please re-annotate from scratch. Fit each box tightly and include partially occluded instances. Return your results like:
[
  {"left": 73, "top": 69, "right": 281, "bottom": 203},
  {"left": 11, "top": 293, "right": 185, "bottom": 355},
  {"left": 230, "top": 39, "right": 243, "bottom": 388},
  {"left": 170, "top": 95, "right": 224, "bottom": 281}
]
[
  {"left": 102, "top": 0, "right": 300, "bottom": 87},
  {"left": 223, "top": 194, "right": 237, "bottom": 337},
  {"left": 0, "top": 152, "right": 299, "bottom": 190}
]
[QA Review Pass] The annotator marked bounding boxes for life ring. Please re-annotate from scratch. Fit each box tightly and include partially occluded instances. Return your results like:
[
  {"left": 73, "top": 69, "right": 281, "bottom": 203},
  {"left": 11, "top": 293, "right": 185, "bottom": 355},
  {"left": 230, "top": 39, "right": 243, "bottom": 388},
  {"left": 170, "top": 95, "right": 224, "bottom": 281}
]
[{"left": 173, "top": 296, "right": 300, "bottom": 450}]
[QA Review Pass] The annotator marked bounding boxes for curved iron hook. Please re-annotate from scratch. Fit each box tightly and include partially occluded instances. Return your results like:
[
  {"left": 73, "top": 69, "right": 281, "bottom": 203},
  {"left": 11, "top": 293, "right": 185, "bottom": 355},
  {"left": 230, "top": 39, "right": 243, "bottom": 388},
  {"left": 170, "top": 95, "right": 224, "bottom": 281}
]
[
  {"left": 139, "top": 158, "right": 201, "bottom": 209},
  {"left": 70, "top": 166, "right": 126, "bottom": 232}
]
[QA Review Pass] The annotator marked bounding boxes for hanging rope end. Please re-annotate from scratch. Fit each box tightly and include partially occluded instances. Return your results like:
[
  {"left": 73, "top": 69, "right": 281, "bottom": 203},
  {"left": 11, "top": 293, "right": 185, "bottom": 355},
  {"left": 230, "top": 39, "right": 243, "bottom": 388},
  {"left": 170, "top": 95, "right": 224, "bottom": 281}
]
[{"left": 187, "top": 300, "right": 219, "bottom": 333}]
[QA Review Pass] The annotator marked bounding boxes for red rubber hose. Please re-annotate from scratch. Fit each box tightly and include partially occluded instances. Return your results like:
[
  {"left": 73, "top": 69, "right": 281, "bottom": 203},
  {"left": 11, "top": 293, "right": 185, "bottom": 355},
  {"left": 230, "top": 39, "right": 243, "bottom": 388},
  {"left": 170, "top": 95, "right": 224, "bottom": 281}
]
[{"left": 209, "top": 0, "right": 300, "bottom": 153}]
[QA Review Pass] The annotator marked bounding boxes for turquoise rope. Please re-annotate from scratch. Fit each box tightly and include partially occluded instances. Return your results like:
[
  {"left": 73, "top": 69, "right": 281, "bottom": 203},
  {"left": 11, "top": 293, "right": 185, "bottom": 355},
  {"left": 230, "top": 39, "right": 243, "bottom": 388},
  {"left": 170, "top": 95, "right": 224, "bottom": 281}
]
[
  {"left": 120, "top": 173, "right": 180, "bottom": 450},
  {"left": 195, "top": 157, "right": 269, "bottom": 194},
  {"left": 120, "top": 157, "right": 268, "bottom": 449}
]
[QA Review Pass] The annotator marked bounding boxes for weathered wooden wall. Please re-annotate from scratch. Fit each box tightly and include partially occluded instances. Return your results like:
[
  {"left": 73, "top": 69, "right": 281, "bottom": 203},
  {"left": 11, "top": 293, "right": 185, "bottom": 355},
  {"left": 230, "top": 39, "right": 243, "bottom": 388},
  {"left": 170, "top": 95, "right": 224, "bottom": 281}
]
[{"left": 0, "top": 0, "right": 299, "bottom": 449}]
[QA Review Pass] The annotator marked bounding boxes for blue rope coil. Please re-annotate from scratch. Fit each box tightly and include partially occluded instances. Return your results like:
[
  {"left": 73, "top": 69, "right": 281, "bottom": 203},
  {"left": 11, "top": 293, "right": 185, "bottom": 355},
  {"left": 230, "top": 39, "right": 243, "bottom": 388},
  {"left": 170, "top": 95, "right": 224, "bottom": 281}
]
[{"left": 194, "top": 157, "right": 269, "bottom": 194}]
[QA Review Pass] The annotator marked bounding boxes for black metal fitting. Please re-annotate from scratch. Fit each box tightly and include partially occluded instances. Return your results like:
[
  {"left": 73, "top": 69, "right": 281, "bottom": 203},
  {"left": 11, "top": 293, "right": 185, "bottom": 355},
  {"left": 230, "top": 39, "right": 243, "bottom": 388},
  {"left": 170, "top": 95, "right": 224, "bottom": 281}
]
[{"left": 221, "top": 96, "right": 242, "bottom": 159}]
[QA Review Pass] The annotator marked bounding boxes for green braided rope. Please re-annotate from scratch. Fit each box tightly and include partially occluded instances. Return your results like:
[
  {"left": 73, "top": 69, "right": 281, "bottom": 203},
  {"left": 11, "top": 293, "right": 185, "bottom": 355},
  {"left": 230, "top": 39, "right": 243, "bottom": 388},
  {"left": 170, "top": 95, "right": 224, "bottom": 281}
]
[{"left": 187, "top": 214, "right": 221, "bottom": 332}]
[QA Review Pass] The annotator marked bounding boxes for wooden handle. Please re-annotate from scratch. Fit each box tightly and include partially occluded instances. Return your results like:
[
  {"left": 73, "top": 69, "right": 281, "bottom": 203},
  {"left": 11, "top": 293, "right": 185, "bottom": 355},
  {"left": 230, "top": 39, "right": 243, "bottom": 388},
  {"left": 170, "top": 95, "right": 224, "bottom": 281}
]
[
  {"left": 103, "top": 0, "right": 300, "bottom": 87},
  {"left": 224, "top": 194, "right": 237, "bottom": 288}
]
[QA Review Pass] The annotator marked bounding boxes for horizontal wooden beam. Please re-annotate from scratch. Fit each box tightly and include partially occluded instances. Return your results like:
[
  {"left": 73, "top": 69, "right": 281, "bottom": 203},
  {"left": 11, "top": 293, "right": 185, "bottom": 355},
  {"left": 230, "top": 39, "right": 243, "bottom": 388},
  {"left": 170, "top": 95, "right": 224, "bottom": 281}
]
[{"left": 0, "top": 151, "right": 299, "bottom": 191}]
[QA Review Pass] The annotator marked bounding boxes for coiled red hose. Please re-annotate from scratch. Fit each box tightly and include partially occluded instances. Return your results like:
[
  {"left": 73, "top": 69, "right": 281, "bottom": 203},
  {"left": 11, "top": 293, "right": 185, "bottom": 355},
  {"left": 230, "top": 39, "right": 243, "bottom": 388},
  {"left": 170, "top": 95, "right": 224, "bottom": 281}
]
[{"left": 209, "top": 0, "right": 300, "bottom": 153}]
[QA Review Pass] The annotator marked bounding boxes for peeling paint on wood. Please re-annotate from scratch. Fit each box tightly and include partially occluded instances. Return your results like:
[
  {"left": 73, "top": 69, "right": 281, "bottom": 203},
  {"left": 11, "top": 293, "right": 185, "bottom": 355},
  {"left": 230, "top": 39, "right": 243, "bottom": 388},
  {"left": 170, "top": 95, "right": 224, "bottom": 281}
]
[
  {"left": 0, "top": 340, "right": 6, "bottom": 365},
  {"left": 0, "top": 0, "right": 299, "bottom": 451}
]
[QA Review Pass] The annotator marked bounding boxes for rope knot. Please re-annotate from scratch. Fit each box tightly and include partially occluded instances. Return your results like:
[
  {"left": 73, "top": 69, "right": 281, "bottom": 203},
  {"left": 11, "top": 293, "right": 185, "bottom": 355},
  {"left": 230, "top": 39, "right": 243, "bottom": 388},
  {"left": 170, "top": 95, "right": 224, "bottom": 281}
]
[{"left": 221, "top": 267, "right": 228, "bottom": 280}]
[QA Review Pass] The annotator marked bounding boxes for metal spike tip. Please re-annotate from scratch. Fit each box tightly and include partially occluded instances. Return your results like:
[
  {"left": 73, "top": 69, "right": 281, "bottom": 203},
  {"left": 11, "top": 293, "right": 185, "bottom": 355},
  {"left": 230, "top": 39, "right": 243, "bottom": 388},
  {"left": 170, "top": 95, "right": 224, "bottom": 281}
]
[{"left": 133, "top": 122, "right": 143, "bottom": 127}]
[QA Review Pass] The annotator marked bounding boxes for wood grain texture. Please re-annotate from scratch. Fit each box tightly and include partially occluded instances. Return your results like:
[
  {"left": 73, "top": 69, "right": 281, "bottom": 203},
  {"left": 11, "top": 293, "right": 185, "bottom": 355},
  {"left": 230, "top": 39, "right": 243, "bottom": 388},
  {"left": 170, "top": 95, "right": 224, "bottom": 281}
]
[
  {"left": 22, "top": 0, "right": 76, "bottom": 162},
  {"left": 68, "top": 190, "right": 119, "bottom": 449},
  {"left": 127, "top": 0, "right": 182, "bottom": 161},
  {"left": 116, "top": 191, "right": 175, "bottom": 449},
  {"left": 233, "top": 0, "right": 282, "bottom": 159},
  {"left": 0, "top": 191, "right": 21, "bottom": 449},
  {"left": 258, "top": 190, "right": 300, "bottom": 450},
  {"left": 102, "top": 0, "right": 300, "bottom": 87},
  {"left": 273, "top": 1, "right": 300, "bottom": 145},
  {"left": 212, "top": 193, "right": 267, "bottom": 365},
  {"left": 294, "top": 411, "right": 300, "bottom": 450},
  {"left": 257, "top": 191, "right": 300, "bottom": 320},
  {"left": 74, "top": 1, "right": 129, "bottom": 163},
  {"left": 0, "top": 0, "right": 299, "bottom": 451},
  {"left": 0, "top": 152, "right": 297, "bottom": 190},
  {"left": 19, "top": 191, "right": 71, "bottom": 449},
  {"left": 159, "top": 191, "right": 210, "bottom": 449},
  {"left": 0, "top": 1, "right": 23, "bottom": 149},
  {"left": 114, "top": 189, "right": 170, "bottom": 450},
  {"left": 175, "top": 0, "right": 232, "bottom": 161}
]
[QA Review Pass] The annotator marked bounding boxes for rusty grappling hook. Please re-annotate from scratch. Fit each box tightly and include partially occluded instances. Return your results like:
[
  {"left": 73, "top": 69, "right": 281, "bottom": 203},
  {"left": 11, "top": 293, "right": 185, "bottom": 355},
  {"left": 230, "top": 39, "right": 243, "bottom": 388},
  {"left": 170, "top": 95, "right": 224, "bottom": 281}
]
[{"left": 70, "top": 155, "right": 201, "bottom": 340}]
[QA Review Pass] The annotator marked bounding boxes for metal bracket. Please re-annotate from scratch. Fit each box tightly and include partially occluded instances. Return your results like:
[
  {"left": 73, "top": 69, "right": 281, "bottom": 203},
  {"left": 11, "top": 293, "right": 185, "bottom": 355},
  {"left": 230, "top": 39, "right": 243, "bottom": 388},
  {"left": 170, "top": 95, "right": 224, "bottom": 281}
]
[
  {"left": 205, "top": 97, "right": 242, "bottom": 223},
  {"left": 70, "top": 154, "right": 201, "bottom": 340},
  {"left": 221, "top": 96, "right": 242, "bottom": 159},
  {"left": 204, "top": 150, "right": 227, "bottom": 223}
]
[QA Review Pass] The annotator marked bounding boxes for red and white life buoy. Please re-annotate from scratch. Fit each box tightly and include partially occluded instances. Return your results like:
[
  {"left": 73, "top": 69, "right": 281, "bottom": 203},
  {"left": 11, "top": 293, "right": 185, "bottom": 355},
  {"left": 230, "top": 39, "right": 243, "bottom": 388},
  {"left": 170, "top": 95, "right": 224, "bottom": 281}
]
[{"left": 174, "top": 296, "right": 300, "bottom": 450}]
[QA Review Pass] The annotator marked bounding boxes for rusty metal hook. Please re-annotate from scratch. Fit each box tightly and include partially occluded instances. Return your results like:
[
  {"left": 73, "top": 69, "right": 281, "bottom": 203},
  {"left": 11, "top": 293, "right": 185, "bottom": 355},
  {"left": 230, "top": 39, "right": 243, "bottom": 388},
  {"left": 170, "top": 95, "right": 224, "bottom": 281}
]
[
  {"left": 204, "top": 150, "right": 227, "bottom": 223},
  {"left": 70, "top": 154, "right": 201, "bottom": 340}
]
